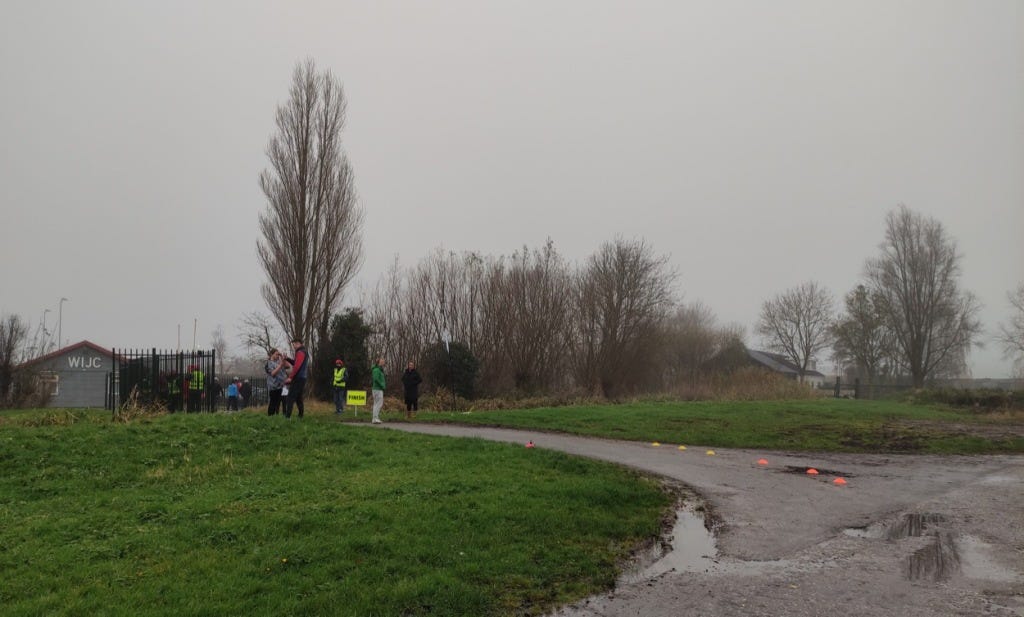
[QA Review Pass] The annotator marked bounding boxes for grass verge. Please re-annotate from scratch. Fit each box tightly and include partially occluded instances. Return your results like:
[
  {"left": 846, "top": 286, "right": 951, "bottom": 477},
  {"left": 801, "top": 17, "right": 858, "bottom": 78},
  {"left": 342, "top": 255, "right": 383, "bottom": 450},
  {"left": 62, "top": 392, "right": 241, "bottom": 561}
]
[
  {"left": 0, "top": 411, "right": 668, "bottom": 616},
  {"left": 411, "top": 399, "right": 1024, "bottom": 454}
]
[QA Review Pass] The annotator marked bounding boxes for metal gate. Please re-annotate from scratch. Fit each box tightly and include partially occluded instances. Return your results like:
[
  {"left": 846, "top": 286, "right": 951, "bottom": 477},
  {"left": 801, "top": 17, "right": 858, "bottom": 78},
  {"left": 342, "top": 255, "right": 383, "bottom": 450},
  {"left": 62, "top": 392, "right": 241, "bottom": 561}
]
[{"left": 107, "top": 349, "right": 217, "bottom": 413}]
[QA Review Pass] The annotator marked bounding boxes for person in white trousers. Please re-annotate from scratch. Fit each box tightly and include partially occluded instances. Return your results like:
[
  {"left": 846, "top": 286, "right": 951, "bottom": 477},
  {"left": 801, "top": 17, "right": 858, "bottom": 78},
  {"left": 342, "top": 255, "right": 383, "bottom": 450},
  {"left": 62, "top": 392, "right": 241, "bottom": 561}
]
[{"left": 371, "top": 358, "right": 386, "bottom": 424}]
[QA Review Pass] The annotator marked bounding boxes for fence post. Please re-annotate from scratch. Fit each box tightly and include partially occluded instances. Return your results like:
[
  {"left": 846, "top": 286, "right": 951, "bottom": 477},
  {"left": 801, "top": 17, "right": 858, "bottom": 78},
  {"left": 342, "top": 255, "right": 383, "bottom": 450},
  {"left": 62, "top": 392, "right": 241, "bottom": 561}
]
[
  {"left": 854, "top": 378, "right": 861, "bottom": 400},
  {"left": 834, "top": 376, "right": 841, "bottom": 398}
]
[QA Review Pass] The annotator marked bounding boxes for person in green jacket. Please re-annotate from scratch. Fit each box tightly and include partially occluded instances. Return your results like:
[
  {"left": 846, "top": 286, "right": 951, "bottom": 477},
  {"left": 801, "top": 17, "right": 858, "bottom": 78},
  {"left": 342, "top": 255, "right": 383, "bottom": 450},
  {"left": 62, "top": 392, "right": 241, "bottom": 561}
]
[{"left": 371, "top": 358, "right": 386, "bottom": 424}]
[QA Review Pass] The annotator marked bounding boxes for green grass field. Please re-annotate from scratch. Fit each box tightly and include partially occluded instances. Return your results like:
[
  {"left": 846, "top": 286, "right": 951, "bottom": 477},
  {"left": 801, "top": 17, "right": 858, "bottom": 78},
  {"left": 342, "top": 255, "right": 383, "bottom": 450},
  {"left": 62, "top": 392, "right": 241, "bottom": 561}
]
[
  {"left": 0, "top": 410, "right": 668, "bottom": 616},
  {"left": 414, "top": 399, "right": 1024, "bottom": 454},
  {"left": 2, "top": 398, "right": 1020, "bottom": 616}
]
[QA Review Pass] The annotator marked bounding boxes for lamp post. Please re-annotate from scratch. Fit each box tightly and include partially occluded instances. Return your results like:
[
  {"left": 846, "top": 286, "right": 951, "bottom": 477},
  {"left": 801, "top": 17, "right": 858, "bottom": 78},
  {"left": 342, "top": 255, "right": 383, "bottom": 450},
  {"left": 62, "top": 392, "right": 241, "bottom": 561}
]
[
  {"left": 41, "top": 308, "right": 51, "bottom": 352},
  {"left": 58, "top": 297, "right": 69, "bottom": 350}
]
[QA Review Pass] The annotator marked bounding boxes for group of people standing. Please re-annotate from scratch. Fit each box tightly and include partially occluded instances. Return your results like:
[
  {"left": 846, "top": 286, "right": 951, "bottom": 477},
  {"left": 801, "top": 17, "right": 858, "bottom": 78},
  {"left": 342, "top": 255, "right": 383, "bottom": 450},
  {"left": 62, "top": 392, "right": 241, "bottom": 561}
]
[
  {"left": 260, "top": 346, "right": 424, "bottom": 422},
  {"left": 263, "top": 338, "right": 309, "bottom": 418}
]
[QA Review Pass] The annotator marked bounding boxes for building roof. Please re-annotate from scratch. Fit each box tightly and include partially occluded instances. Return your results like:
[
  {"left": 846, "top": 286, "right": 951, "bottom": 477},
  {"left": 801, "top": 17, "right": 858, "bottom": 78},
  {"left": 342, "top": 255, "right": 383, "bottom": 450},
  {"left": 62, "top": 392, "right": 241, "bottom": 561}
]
[
  {"left": 17, "top": 340, "right": 114, "bottom": 370},
  {"left": 748, "top": 349, "right": 825, "bottom": 378}
]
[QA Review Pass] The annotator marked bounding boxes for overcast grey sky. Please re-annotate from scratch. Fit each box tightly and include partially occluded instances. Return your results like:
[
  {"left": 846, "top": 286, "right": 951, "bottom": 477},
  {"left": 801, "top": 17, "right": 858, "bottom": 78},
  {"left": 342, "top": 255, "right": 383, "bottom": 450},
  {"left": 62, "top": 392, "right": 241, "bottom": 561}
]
[{"left": 2, "top": 1, "right": 1022, "bottom": 377}]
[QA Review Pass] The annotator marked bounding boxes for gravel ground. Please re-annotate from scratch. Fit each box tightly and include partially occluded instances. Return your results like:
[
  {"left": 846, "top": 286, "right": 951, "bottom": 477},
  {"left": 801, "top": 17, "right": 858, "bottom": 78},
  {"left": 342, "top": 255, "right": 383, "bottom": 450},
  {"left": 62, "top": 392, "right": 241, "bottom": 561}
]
[{"left": 382, "top": 423, "right": 1024, "bottom": 617}]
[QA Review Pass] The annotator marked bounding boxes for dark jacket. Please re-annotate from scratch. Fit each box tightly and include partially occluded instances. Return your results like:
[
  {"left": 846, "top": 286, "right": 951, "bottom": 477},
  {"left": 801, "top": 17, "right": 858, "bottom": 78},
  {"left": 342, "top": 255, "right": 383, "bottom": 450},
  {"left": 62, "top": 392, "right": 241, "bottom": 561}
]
[{"left": 401, "top": 369, "right": 422, "bottom": 398}]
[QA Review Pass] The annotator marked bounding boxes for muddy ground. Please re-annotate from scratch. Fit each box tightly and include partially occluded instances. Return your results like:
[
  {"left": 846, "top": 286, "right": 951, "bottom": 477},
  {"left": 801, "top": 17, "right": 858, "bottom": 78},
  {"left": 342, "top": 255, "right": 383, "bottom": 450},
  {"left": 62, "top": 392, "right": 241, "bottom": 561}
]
[{"left": 385, "top": 424, "right": 1024, "bottom": 617}]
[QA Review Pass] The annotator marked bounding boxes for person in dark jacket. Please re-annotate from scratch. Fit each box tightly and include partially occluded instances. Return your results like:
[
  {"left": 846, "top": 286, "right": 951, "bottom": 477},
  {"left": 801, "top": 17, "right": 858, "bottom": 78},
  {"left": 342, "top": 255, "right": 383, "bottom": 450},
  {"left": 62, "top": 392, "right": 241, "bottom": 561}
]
[
  {"left": 401, "top": 361, "right": 423, "bottom": 418},
  {"left": 239, "top": 379, "right": 253, "bottom": 408},
  {"left": 284, "top": 338, "right": 310, "bottom": 419}
]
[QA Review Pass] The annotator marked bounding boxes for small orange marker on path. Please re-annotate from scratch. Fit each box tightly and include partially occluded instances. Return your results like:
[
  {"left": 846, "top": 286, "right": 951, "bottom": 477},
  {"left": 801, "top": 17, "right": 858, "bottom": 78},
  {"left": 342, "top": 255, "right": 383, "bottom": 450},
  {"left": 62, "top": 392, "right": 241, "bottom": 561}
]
[
  {"left": 525, "top": 441, "right": 535, "bottom": 448},
  {"left": 651, "top": 442, "right": 661, "bottom": 447},
  {"left": 757, "top": 459, "right": 769, "bottom": 466},
  {"left": 678, "top": 445, "right": 687, "bottom": 451},
  {"left": 706, "top": 450, "right": 716, "bottom": 456},
  {"left": 806, "top": 468, "right": 819, "bottom": 475},
  {"left": 833, "top": 477, "right": 847, "bottom": 486}
]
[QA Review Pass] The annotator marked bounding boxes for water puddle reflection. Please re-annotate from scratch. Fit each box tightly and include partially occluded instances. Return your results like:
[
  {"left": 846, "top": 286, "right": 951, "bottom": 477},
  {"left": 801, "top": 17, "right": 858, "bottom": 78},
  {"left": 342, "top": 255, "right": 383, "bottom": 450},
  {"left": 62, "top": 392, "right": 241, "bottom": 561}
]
[{"left": 620, "top": 506, "right": 788, "bottom": 583}]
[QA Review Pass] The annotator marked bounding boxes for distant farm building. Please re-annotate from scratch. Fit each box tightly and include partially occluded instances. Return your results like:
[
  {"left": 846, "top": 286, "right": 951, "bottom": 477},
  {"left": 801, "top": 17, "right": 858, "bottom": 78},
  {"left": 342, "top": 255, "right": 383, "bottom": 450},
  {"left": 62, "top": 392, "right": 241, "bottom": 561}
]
[{"left": 747, "top": 349, "right": 826, "bottom": 388}]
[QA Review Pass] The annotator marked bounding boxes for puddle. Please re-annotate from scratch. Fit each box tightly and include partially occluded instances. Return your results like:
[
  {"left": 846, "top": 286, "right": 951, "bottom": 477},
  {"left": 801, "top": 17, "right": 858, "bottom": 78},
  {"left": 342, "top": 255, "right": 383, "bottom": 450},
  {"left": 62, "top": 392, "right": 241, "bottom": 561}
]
[
  {"left": 621, "top": 506, "right": 717, "bottom": 582},
  {"left": 885, "top": 512, "right": 946, "bottom": 540},
  {"left": 843, "top": 524, "right": 883, "bottom": 539},
  {"left": 620, "top": 505, "right": 788, "bottom": 583},
  {"left": 906, "top": 531, "right": 959, "bottom": 581},
  {"left": 782, "top": 465, "right": 852, "bottom": 477}
]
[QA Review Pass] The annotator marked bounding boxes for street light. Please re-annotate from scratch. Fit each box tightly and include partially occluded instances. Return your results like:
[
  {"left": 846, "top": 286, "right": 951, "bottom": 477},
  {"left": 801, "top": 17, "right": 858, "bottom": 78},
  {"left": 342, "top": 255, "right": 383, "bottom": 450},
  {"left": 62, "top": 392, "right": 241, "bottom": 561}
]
[
  {"left": 42, "top": 309, "right": 51, "bottom": 352},
  {"left": 58, "top": 298, "right": 69, "bottom": 350}
]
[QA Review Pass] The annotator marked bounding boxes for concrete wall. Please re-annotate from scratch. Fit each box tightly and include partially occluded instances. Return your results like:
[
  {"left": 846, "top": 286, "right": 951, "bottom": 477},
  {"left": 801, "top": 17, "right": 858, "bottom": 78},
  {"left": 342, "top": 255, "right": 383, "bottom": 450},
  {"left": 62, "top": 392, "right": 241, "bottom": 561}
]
[{"left": 36, "top": 349, "right": 109, "bottom": 408}]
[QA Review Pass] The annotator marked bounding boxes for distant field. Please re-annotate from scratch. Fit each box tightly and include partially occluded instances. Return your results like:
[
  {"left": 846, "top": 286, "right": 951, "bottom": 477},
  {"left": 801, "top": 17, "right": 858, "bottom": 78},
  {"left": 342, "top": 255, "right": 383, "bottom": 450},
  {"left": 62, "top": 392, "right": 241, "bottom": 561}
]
[
  {"left": 0, "top": 410, "right": 668, "bottom": 616},
  {"left": 414, "top": 399, "right": 1024, "bottom": 454}
]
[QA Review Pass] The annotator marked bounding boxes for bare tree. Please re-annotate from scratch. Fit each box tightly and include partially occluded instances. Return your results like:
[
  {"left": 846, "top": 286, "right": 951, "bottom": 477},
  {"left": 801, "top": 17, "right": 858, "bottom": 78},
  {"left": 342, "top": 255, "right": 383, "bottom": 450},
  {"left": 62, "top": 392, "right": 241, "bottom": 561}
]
[
  {"left": 665, "top": 301, "right": 721, "bottom": 386},
  {"left": 757, "top": 281, "right": 834, "bottom": 381},
  {"left": 572, "top": 237, "right": 676, "bottom": 397},
  {"left": 0, "top": 314, "right": 29, "bottom": 406},
  {"left": 257, "top": 59, "right": 364, "bottom": 382},
  {"left": 482, "top": 240, "right": 573, "bottom": 393},
  {"left": 865, "top": 206, "right": 982, "bottom": 387},
  {"left": 365, "top": 257, "right": 421, "bottom": 380},
  {"left": 996, "top": 283, "right": 1024, "bottom": 376},
  {"left": 831, "top": 284, "right": 899, "bottom": 393},
  {"left": 238, "top": 311, "right": 282, "bottom": 359},
  {"left": 210, "top": 325, "right": 229, "bottom": 375}
]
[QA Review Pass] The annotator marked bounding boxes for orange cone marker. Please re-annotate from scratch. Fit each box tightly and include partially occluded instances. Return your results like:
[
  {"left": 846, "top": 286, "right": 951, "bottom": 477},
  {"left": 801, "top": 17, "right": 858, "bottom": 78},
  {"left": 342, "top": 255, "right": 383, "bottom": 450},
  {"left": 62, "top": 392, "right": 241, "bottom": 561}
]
[
  {"left": 757, "top": 458, "right": 769, "bottom": 466},
  {"left": 678, "top": 445, "right": 687, "bottom": 451},
  {"left": 806, "top": 468, "right": 819, "bottom": 475},
  {"left": 833, "top": 477, "right": 847, "bottom": 486},
  {"left": 706, "top": 450, "right": 716, "bottom": 456},
  {"left": 651, "top": 442, "right": 661, "bottom": 447}
]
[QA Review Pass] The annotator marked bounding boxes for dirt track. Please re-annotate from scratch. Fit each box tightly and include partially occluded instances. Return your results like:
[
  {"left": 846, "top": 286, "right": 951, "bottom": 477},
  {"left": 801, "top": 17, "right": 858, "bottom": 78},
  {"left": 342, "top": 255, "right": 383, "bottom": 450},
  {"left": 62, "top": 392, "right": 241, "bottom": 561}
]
[{"left": 383, "top": 424, "right": 1024, "bottom": 617}]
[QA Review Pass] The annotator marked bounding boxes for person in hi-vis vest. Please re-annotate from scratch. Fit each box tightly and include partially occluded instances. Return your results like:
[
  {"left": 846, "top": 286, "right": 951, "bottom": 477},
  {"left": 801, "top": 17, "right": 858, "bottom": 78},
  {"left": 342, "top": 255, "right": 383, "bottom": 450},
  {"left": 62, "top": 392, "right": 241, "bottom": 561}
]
[
  {"left": 332, "top": 359, "right": 347, "bottom": 415},
  {"left": 187, "top": 364, "right": 205, "bottom": 413}
]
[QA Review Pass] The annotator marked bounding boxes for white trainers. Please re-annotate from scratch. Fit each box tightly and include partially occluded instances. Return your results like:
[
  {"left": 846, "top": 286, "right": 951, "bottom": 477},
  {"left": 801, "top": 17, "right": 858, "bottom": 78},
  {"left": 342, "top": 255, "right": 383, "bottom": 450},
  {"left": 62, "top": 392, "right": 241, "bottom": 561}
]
[{"left": 372, "top": 419, "right": 382, "bottom": 424}]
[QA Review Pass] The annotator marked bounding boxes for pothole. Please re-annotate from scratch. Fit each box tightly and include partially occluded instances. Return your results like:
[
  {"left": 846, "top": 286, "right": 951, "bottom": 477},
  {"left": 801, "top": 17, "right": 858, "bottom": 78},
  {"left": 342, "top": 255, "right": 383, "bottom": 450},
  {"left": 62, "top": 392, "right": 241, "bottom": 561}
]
[
  {"left": 782, "top": 465, "right": 853, "bottom": 477},
  {"left": 885, "top": 512, "right": 946, "bottom": 540},
  {"left": 845, "top": 512, "right": 967, "bottom": 582},
  {"left": 907, "top": 531, "right": 960, "bottom": 581},
  {"left": 619, "top": 502, "right": 789, "bottom": 583},
  {"left": 620, "top": 505, "right": 718, "bottom": 582}
]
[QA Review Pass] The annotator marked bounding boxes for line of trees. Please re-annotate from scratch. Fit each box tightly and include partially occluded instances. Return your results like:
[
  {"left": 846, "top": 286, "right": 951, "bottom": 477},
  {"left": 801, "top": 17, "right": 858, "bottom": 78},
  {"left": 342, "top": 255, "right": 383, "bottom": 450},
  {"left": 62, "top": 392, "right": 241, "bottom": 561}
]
[
  {"left": 759, "top": 206, "right": 992, "bottom": 388},
  {"left": 362, "top": 237, "right": 747, "bottom": 398}
]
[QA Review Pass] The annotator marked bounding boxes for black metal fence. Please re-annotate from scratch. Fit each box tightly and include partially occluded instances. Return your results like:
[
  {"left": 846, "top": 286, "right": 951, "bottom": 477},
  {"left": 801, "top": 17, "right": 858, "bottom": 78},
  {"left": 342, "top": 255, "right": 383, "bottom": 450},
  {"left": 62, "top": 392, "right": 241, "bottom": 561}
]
[
  {"left": 828, "top": 377, "right": 917, "bottom": 400},
  {"left": 106, "top": 349, "right": 217, "bottom": 413}
]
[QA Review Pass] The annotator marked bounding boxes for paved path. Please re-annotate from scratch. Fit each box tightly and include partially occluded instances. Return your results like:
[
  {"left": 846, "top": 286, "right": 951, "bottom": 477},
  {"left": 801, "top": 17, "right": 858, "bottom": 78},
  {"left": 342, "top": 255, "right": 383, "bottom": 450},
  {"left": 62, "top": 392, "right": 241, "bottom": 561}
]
[{"left": 383, "top": 423, "right": 1024, "bottom": 617}]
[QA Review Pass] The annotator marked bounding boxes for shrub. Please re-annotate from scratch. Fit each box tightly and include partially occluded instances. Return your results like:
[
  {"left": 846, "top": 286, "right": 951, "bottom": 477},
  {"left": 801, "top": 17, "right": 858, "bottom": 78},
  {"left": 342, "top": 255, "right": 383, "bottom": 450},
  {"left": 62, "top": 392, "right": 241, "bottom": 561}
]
[
  {"left": 669, "top": 367, "right": 819, "bottom": 401},
  {"left": 112, "top": 386, "right": 168, "bottom": 423},
  {"left": 906, "top": 388, "right": 1024, "bottom": 411}
]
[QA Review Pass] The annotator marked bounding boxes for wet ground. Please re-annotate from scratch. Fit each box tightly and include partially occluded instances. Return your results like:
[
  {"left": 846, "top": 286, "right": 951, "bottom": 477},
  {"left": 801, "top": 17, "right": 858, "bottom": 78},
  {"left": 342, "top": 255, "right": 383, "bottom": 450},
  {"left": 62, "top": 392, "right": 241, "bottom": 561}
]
[{"left": 383, "top": 423, "right": 1024, "bottom": 617}]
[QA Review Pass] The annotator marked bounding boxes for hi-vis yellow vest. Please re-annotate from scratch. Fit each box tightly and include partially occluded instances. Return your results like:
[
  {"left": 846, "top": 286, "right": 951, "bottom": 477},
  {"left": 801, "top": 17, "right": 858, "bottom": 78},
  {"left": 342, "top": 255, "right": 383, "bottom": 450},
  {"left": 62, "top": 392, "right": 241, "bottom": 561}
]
[{"left": 333, "top": 367, "right": 347, "bottom": 387}]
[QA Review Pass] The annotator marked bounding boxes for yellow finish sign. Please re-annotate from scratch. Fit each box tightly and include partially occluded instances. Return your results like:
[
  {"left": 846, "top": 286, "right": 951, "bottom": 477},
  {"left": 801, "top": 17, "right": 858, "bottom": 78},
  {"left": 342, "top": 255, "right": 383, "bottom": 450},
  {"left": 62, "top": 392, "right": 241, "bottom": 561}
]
[{"left": 346, "top": 390, "right": 367, "bottom": 406}]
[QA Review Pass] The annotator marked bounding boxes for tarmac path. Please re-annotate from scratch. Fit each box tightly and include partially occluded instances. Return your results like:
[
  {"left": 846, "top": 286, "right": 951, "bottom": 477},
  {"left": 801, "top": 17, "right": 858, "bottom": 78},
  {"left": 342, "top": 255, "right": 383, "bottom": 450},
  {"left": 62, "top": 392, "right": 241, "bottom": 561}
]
[{"left": 382, "top": 423, "right": 1024, "bottom": 617}]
